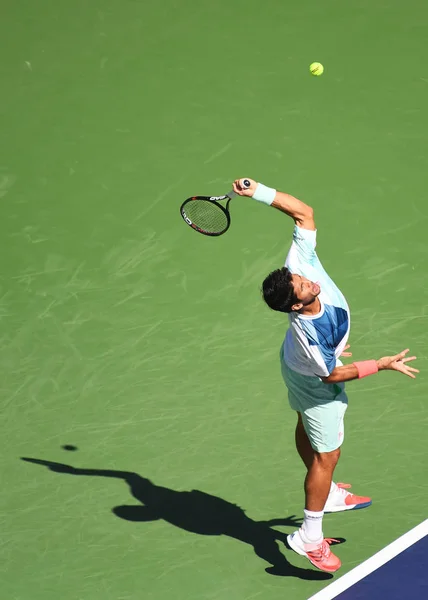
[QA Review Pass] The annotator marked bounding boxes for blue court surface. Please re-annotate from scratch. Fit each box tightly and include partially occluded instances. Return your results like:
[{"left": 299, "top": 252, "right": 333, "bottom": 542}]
[{"left": 309, "top": 520, "right": 428, "bottom": 600}]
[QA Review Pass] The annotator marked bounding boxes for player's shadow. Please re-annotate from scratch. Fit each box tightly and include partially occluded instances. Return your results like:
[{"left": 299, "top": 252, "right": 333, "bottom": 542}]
[{"left": 21, "top": 457, "right": 334, "bottom": 580}]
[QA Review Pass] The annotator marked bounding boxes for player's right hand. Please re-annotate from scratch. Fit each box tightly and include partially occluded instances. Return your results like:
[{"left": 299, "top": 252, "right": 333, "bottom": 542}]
[
  {"left": 377, "top": 349, "right": 419, "bottom": 378},
  {"left": 232, "top": 178, "right": 258, "bottom": 197}
]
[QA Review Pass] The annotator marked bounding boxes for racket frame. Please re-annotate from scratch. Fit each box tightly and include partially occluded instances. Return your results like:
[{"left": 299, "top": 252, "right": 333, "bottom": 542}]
[{"left": 180, "top": 190, "right": 236, "bottom": 237}]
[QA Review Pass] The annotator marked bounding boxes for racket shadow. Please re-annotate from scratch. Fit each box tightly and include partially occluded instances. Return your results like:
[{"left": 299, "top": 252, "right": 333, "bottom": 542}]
[{"left": 20, "top": 457, "right": 334, "bottom": 581}]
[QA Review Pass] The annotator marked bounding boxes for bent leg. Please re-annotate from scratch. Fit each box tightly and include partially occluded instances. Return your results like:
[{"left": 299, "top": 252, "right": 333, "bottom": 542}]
[{"left": 305, "top": 448, "right": 341, "bottom": 511}]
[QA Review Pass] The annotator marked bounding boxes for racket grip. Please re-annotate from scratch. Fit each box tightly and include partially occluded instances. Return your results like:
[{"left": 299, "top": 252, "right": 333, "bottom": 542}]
[{"left": 242, "top": 179, "right": 251, "bottom": 189}]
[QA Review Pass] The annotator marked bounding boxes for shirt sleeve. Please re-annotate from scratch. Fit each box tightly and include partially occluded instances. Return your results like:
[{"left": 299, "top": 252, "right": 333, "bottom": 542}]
[{"left": 285, "top": 226, "right": 318, "bottom": 271}]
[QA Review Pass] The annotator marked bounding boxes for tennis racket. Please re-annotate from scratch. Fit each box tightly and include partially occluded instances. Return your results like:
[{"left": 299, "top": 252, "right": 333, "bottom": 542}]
[{"left": 180, "top": 179, "right": 251, "bottom": 236}]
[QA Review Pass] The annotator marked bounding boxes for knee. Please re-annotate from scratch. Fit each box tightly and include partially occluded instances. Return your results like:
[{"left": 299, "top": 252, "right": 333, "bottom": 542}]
[{"left": 314, "top": 447, "right": 341, "bottom": 470}]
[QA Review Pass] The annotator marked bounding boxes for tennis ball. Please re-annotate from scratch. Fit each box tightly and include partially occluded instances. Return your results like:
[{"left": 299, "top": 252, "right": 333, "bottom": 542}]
[{"left": 310, "top": 62, "right": 324, "bottom": 76}]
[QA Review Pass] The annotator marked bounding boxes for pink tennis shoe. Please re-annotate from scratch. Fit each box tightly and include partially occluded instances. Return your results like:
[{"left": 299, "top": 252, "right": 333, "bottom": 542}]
[
  {"left": 287, "top": 529, "right": 342, "bottom": 573},
  {"left": 324, "top": 482, "right": 372, "bottom": 513}
]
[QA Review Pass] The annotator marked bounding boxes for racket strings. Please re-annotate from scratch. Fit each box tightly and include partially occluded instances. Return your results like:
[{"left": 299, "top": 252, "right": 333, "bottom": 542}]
[{"left": 184, "top": 199, "right": 229, "bottom": 234}]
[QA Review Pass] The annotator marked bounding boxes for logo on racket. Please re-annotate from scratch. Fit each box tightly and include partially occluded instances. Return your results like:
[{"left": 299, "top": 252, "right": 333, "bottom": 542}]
[
  {"left": 209, "top": 195, "right": 227, "bottom": 201},
  {"left": 181, "top": 211, "right": 192, "bottom": 225}
]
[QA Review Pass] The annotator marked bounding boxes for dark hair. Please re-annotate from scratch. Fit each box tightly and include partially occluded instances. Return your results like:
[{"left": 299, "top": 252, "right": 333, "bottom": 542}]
[{"left": 262, "top": 267, "right": 298, "bottom": 313}]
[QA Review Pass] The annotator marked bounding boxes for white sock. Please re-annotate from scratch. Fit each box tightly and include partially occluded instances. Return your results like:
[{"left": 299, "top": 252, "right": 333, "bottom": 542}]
[{"left": 302, "top": 509, "right": 324, "bottom": 542}]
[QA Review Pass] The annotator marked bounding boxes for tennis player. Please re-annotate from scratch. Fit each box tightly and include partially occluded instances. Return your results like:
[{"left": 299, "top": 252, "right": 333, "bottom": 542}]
[{"left": 232, "top": 177, "right": 419, "bottom": 573}]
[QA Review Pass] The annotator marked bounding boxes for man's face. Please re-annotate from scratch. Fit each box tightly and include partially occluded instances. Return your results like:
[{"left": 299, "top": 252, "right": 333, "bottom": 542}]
[{"left": 290, "top": 274, "right": 321, "bottom": 311}]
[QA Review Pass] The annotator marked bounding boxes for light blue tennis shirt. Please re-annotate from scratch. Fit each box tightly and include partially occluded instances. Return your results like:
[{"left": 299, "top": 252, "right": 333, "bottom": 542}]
[{"left": 282, "top": 226, "right": 350, "bottom": 378}]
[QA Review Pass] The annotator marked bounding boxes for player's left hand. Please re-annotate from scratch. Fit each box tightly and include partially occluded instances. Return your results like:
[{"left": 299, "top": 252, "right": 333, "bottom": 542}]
[
  {"left": 232, "top": 178, "right": 257, "bottom": 197},
  {"left": 377, "top": 349, "right": 419, "bottom": 378},
  {"left": 341, "top": 344, "right": 352, "bottom": 357}
]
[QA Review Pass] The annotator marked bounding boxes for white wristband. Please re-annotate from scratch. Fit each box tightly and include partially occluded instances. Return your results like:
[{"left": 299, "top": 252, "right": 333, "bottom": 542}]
[{"left": 252, "top": 183, "right": 276, "bottom": 205}]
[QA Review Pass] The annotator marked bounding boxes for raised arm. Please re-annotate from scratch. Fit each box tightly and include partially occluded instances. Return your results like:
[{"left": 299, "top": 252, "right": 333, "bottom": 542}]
[{"left": 232, "top": 177, "right": 316, "bottom": 230}]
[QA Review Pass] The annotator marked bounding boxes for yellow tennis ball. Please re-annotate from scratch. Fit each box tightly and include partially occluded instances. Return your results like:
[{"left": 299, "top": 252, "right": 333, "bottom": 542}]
[{"left": 310, "top": 62, "right": 324, "bottom": 76}]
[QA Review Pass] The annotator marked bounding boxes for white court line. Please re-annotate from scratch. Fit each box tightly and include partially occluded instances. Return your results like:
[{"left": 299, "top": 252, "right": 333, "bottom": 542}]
[{"left": 308, "top": 519, "right": 428, "bottom": 600}]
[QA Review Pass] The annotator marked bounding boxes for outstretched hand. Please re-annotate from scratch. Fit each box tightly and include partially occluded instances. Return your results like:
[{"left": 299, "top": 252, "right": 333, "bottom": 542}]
[
  {"left": 262, "top": 514, "right": 303, "bottom": 528},
  {"left": 377, "top": 349, "right": 419, "bottom": 379},
  {"left": 232, "top": 178, "right": 257, "bottom": 197}
]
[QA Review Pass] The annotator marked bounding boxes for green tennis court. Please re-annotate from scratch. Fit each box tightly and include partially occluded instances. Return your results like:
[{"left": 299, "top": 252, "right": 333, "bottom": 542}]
[{"left": 1, "top": 1, "right": 427, "bottom": 599}]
